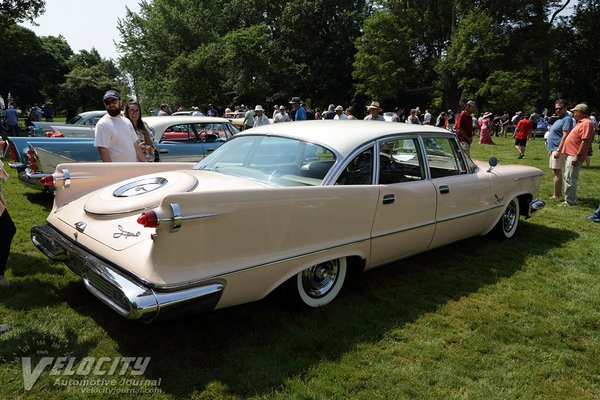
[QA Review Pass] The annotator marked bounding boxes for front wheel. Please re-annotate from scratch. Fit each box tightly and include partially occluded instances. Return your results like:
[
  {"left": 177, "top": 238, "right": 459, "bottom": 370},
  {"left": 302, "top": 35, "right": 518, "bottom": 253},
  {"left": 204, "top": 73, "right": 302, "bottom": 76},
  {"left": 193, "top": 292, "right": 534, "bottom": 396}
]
[
  {"left": 282, "top": 257, "right": 347, "bottom": 308},
  {"left": 491, "top": 197, "right": 520, "bottom": 239}
]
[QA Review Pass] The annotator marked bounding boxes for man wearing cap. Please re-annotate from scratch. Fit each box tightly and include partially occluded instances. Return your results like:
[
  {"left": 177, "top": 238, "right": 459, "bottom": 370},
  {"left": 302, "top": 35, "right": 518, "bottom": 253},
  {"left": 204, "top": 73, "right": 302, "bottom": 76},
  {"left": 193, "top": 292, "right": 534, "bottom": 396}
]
[
  {"left": 94, "top": 90, "right": 146, "bottom": 162},
  {"left": 274, "top": 106, "right": 290, "bottom": 123},
  {"left": 252, "top": 105, "right": 270, "bottom": 127},
  {"left": 333, "top": 105, "right": 347, "bottom": 120},
  {"left": 556, "top": 103, "right": 594, "bottom": 206},
  {"left": 364, "top": 101, "right": 385, "bottom": 121},
  {"left": 455, "top": 101, "right": 476, "bottom": 156},
  {"left": 289, "top": 97, "right": 307, "bottom": 121},
  {"left": 546, "top": 99, "right": 573, "bottom": 199},
  {"left": 207, "top": 103, "right": 218, "bottom": 117}
]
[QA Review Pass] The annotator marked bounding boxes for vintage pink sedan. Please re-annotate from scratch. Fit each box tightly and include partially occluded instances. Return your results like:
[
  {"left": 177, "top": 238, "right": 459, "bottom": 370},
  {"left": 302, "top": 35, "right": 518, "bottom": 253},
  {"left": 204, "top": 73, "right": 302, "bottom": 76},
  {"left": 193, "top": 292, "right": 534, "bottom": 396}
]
[{"left": 32, "top": 121, "right": 544, "bottom": 322}]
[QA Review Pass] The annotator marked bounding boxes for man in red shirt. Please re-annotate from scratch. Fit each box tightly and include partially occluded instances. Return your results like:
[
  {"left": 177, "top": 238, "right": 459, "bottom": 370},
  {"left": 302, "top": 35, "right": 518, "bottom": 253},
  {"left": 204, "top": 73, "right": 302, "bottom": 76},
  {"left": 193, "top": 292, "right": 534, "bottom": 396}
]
[
  {"left": 557, "top": 103, "right": 594, "bottom": 206},
  {"left": 514, "top": 114, "right": 532, "bottom": 159},
  {"left": 455, "top": 101, "right": 476, "bottom": 157}
]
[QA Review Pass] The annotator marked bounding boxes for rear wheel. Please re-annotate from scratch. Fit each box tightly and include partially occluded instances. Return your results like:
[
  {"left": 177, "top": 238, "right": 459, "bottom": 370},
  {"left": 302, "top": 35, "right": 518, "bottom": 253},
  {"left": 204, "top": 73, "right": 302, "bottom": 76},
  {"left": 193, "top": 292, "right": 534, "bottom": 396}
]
[
  {"left": 282, "top": 257, "right": 347, "bottom": 308},
  {"left": 492, "top": 197, "right": 520, "bottom": 239}
]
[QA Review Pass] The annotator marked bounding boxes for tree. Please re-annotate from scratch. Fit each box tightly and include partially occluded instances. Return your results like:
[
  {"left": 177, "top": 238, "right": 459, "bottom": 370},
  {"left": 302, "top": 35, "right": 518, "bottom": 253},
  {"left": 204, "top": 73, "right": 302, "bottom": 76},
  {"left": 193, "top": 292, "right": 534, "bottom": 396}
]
[
  {"left": 58, "top": 49, "right": 127, "bottom": 112},
  {"left": 0, "top": 23, "right": 71, "bottom": 108},
  {"left": 0, "top": 0, "right": 45, "bottom": 26}
]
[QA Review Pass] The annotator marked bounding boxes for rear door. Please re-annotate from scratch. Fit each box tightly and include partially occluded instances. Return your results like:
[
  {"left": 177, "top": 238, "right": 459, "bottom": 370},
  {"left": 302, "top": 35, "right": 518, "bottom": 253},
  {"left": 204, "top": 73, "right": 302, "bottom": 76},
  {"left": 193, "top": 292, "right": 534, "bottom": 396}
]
[{"left": 424, "top": 136, "right": 493, "bottom": 248}]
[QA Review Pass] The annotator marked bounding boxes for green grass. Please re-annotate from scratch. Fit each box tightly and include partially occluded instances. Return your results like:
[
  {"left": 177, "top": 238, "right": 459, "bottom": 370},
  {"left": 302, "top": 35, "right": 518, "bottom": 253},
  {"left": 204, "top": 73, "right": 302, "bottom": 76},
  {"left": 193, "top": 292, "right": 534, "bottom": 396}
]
[{"left": 1, "top": 134, "right": 600, "bottom": 399}]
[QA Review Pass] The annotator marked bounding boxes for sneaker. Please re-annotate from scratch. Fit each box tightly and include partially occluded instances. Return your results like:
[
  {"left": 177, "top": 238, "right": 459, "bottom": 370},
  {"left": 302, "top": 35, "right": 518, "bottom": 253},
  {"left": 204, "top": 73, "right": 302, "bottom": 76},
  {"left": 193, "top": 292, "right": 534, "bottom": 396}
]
[
  {"left": 558, "top": 201, "right": 574, "bottom": 207},
  {"left": 0, "top": 276, "right": 9, "bottom": 287},
  {"left": 587, "top": 216, "right": 600, "bottom": 222},
  {"left": 0, "top": 324, "right": 11, "bottom": 334},
  {"left": 549, "top": 195, "right": 559, "bottom": 199},
  {"left": 518, "top": 153, "right": 524, "bottom": 159}
]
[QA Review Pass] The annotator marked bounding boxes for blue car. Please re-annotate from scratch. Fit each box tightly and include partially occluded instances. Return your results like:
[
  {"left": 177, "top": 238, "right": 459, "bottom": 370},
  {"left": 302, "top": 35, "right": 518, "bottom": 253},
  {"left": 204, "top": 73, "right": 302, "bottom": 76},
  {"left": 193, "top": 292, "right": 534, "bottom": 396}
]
[{"left": 7, "top": 116, "right": 238, "bottom": 191}]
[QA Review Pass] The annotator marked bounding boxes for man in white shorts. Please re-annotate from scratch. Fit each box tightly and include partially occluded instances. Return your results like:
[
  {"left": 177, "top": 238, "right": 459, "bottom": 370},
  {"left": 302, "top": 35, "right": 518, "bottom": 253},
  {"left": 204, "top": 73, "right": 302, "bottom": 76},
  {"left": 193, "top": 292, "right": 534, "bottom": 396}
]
[{"left": 546, "top": 99, "right": 573, "bottom": 199}]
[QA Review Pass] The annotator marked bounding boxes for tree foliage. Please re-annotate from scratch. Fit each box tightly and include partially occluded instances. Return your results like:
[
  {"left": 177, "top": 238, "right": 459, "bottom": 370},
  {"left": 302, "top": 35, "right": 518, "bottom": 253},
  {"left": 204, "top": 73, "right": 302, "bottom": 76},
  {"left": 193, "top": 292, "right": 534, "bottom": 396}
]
[
  {"left": 0, "top": 0, "right": 45, "bottom": 25},
  {"left": 3, "top": 0, "right": 600, "bottom": 116}
]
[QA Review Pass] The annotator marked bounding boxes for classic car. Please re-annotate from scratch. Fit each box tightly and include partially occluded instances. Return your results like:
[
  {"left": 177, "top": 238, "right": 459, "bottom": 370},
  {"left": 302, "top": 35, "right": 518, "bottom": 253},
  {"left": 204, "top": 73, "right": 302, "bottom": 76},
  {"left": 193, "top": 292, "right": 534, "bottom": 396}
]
[
  {"left": 29, "top": 110, "right": 107, "bottom": 136},
  {"left": 31, "top": 121, "right": 545, "bottom": 322},
  {"left": 7, "top": 116, "right": 238, "bottom": 191}
]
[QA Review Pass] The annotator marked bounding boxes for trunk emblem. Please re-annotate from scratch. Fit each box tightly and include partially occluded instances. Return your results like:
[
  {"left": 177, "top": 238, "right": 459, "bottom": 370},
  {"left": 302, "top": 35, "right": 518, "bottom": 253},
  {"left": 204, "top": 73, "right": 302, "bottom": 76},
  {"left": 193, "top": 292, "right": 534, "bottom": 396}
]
[{"left": 113, "top": 177, "right": 168, "bottom": 197}]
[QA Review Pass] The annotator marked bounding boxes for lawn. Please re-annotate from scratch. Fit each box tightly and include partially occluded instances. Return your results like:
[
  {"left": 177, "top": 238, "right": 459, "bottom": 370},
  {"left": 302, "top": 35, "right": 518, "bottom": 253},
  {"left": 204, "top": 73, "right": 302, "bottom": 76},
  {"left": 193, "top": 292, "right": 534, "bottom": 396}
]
[{"left": 1, "top": 134, "right": 600, "bottom": 399}]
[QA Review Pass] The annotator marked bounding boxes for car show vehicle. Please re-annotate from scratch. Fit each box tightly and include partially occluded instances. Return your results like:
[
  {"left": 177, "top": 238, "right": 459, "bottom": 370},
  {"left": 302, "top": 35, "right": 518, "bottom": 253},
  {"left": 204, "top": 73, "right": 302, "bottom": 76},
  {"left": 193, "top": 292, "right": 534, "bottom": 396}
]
[
  {"left": 29, "top": 110, "right": 107, "bottom": 136},
  {"left": 7, "top": 116, "right": 237, "bottom": 191},
  {"left": 31, "top": 121, "right": 545, "bottom": 322}
]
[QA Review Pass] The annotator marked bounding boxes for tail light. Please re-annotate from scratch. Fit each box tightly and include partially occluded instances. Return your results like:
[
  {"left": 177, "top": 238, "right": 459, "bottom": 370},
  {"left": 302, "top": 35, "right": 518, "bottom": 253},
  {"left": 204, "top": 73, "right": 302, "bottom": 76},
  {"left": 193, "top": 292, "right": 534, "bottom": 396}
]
[
  {"left": 7, "top": 143, "right": 19, "bottom": 163},
  {"left": 27, "top": 147, "right": 39, "bottom": 171},
  {"left": 137, "top": 210, "right": 158, "bottom": 228},
  {"left": 40, "top": 175, "right": 54, "bottom": 186}
]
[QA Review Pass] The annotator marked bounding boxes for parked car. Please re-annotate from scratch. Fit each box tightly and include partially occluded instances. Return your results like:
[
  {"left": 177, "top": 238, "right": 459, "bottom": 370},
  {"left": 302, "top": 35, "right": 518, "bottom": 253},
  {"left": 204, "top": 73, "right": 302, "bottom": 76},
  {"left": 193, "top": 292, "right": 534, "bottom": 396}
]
[
  {"left": 29, "top": 110, "right": 107, "bottom": 136},
  {"left": 7, "top": 116, "right": 238, "bottom": 191},
  {"left": 534, "top": 119, "right": 549, "bottom": 138},
  {"left": 224, "top": 111, "right": 247, "bottom": 129},
  {"left": 31, "top": 121, "right": 545, "bottom": 322}
]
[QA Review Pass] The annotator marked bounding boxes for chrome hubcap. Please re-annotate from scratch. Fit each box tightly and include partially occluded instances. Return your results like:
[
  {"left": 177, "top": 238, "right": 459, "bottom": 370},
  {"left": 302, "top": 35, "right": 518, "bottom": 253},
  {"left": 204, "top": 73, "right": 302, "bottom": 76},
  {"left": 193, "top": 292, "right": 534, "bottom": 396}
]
[
  {"left": 301, "top": 260, "right": 339, "bottom": 298},
  {"left": 503, "top": 201, "right": 517, "bottom": 233}
]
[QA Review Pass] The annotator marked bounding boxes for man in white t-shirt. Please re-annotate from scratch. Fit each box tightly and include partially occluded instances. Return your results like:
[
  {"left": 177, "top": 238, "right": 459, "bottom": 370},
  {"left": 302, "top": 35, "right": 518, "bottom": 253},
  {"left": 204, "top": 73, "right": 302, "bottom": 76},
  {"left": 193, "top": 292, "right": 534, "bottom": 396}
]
[{"left": 94, "top": 90, "right": 146, "bottom": 162}]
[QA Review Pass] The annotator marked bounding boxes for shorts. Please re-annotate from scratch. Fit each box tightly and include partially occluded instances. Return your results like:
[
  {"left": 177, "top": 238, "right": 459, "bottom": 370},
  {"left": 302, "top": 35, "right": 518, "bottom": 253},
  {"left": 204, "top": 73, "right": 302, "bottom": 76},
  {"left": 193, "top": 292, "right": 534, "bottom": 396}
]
[
  {"left": 515, "top": 139, "right": 527, "bottom": 147},
  {"left": 549, "top": 151, "right": 566, "bottom": 169}
]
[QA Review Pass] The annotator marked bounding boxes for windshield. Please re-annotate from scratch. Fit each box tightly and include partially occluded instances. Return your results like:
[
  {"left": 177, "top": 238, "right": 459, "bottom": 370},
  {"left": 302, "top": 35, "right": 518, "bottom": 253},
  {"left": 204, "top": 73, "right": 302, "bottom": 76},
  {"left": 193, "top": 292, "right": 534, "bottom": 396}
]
[
  {"left": 194, "top": 135, "right": 336, "bottom": 186},
  {"left": 66, "top": 115, "right": 83, "bottom": 124}
]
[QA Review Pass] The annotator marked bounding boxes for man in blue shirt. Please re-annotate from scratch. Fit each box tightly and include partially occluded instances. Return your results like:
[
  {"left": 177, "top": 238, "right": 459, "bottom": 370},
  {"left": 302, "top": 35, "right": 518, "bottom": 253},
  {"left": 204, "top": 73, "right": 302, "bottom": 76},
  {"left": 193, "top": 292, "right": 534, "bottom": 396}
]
[
  {"left": 546, "top": 99, "right": 574, "bottom": 199},
  {"left": 3, "top": 103, "right": 19, "bottom": 138},
  {"left": 289, "top": 97, "right": 307, "bottom": 121}
]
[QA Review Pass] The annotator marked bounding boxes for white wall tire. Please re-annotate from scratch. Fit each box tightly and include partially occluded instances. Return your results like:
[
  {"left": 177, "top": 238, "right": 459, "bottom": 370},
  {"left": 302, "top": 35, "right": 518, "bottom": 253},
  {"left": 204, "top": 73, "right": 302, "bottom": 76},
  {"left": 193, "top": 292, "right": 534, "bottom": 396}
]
[
  {"left": 283, "top": 257, "right": 347, "bottom": 308},
  {"left": 492, "top": 197, "right": 520, "bottom": 239}
]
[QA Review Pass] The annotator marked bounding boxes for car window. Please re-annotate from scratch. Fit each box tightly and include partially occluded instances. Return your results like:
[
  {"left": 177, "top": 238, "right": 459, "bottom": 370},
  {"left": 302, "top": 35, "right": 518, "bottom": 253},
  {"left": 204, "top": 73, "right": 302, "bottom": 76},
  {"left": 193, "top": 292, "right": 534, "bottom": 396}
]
[
  {"left": 194, "top": 136, "right": 336, "bottom": 186},
  {"left": 425, "top": 137, "right": 467, "bottom": 178},
  {"left": 378, "top": 138, "right": 424, "bottom": 184},
  {"left": 67, "top": 115, "right": 83, "bottom": 124},
  {"left": 161, "top": 123, "right": 236, "bottom": 143},
  {"left": 335, "top": 147, "right": 374, "bottom": 185}
]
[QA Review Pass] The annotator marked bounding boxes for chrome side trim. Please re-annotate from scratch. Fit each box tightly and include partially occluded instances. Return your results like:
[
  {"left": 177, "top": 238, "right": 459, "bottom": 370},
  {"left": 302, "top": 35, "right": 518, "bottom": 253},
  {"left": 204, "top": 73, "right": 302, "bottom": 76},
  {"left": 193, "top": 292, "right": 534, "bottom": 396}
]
[
  {"left": 31, "top": 224, "right": 224, "bottom": 322},
  {"left": 514, "top": 173, "right": 544, "bottom": 181}
]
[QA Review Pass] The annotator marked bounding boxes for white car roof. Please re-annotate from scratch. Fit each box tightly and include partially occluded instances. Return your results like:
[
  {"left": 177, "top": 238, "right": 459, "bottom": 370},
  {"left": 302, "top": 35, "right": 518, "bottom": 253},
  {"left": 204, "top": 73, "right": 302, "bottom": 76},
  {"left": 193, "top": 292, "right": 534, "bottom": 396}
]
[{"left": 237, "top": 120, "right": 452, "bottom": 157}]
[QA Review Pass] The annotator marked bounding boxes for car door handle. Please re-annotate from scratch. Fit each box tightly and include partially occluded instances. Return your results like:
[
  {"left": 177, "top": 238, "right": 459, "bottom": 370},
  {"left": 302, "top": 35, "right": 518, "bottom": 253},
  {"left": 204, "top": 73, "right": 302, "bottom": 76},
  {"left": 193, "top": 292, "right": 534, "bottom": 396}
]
[
  {"left": 206, "top": 148, "right": 215, "bottom": 152},
  {"left": 439, "top": 185, "right": 450, "bottom": 194},
  {"left": 382, "top": 194, "right": 395, "bottom": 204},
  {"left": 159, "top": 149, "right": 168, "bottom": 154}
]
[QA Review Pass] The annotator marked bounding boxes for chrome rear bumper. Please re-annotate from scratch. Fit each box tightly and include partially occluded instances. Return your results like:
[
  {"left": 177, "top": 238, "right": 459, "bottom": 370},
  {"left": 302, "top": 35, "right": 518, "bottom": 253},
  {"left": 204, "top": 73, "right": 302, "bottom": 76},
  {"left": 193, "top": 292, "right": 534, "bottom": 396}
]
[{"left": 31, "top": 224, "right": 224, "bottom": 322}]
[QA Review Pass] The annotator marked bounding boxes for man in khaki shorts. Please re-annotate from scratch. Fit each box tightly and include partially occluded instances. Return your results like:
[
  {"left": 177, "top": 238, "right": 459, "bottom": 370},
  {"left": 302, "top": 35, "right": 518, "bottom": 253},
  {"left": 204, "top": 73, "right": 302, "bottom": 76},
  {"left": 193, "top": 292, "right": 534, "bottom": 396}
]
[{"left": 546, "top": 99, "right": 573, "bottom": 198}]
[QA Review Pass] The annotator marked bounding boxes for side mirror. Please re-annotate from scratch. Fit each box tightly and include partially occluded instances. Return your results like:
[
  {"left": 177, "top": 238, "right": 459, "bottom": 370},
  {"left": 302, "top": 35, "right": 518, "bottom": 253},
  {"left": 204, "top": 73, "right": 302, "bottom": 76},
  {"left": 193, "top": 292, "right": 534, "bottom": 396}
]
[{"left": 487, "top": 156, "right": 498, "bottom": 172}]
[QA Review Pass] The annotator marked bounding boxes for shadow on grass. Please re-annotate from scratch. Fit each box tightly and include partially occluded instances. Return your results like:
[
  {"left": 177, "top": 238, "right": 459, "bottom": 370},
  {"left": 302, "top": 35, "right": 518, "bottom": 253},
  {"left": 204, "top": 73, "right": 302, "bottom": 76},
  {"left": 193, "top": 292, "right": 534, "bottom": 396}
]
[
  {"left": 24, "top": 191, "right": 53, "bottom": 212},
  {"left": 52, "top": 222, "right": 580, "bottom": 397}
]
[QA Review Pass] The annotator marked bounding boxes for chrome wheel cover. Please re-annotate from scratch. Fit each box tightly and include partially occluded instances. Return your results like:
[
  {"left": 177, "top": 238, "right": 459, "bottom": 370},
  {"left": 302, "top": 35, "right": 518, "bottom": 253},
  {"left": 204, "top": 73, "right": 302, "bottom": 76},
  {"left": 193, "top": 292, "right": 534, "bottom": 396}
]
[
  {"left": 301, "top": 260, "right": 340, "bottom": 298},
  {"left": 503, "top": 200, "right": 518, "bottom": 233}
]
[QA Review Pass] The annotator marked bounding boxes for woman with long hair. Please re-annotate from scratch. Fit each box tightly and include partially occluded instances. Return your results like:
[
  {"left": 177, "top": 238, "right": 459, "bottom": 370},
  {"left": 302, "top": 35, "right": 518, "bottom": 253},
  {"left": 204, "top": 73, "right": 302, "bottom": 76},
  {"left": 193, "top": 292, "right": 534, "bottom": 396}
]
[{"left": 125, "top": 101, "right": 159, "bottom": 162}]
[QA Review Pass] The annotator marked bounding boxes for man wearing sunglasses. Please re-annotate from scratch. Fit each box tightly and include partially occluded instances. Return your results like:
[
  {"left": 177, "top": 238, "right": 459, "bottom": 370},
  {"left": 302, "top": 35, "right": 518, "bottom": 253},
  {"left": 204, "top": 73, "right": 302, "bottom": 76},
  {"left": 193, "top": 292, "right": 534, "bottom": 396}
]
[
  {"left": 94, "top": 90, "right": 147, "bottom": 162},
  {"left": 546, "top": 99, "right": 574, "bottom": 199}
]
